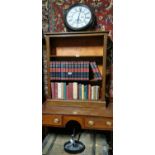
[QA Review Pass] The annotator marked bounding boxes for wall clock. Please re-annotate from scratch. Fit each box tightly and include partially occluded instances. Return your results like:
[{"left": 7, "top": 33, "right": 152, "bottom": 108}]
[{"left": 64, "top": 3, "right": 96, "bottom": 31}]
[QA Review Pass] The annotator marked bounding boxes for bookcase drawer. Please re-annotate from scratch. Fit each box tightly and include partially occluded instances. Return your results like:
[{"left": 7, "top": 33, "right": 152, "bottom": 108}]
[
  {"left": 84, "top": 117, "right": 112, "bottom": 130},
  {"left": 42, "top": 115, "right": 62, "bottom": 126}
]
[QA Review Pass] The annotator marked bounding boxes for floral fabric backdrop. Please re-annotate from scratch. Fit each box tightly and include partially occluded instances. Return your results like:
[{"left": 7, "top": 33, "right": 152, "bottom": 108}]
[
  {"left": 43, "top": 0, "right": 113, "bottom": 39},
  {"left": 42, "top": 0, "right": 113, "bottom": 101}
]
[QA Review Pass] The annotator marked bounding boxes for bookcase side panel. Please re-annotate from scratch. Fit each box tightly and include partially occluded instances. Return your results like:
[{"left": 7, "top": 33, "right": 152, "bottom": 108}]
[
  {"left": 45, "top": 36, "right": 52, "bottom": 99},
  {"left": 102, "top": 34, "right": 108, "bottom": 102}
]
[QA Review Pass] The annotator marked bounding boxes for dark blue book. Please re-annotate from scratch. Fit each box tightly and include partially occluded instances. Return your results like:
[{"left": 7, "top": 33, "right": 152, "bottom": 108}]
[{"left": 84, "top": 85, "right": 88, "bottom": 100}]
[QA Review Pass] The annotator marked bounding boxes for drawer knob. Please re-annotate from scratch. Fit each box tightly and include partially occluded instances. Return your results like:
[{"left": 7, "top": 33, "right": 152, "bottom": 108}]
[
  {"left": 53, "top": 118, "right": 60, "bottom": 124},
  {"left": 106, "top": 121, "right": 112, "bottom": 126},
  {"left": 88, "top": 120, "right": 94, "bottom": 126}
]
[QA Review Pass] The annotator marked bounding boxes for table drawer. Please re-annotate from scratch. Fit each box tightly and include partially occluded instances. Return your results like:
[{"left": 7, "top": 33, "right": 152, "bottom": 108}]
[
  {"left": 84, "top": 117, "right": 112, "bottom": 130},
  {"left": 42, "top": 115, "right": 62, "bottom": 126}
]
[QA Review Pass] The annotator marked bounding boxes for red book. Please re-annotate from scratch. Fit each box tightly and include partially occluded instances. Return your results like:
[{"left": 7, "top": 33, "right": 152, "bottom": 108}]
[
  {"left": 80, "top": 61, "right": 83, "bottom": 81},
  {"left": 51, "top": 82, "right": 55, "bottom": 99},
  {"left": 71, "top": 83, "right": 73, "bottom": 99},
  {"left": 68, "top": 83, "right": 73, "bottom": 100},
  {"left": 88, "top": 84, "right": 91, "bottom": 100},
  {"left": 50, "top": 61, "right": 55, "bottom": 80},
  {"left": 67, "top": 61, "right": 72, "bottom": 80}
]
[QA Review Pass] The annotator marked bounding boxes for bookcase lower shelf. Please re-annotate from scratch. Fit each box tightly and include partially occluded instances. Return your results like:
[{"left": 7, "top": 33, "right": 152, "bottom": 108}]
[
  {"left": 42, "top": 100, "right": 113, "bottom": 131},
  {"left": 45, "top": 99, "right": 106, "bottom": 107}
]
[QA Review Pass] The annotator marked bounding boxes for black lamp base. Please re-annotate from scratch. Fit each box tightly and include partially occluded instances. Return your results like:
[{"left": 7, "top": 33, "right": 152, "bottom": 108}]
[{"left": 64, "top": 140, "right": 85, "bottom": 154}]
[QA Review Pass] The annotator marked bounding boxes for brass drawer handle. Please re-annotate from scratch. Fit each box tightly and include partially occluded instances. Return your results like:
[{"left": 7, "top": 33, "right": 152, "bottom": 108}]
[
  {"left": 106, "top": 121, "right": 112, "bottom": 126},
  {"left": 53, "top": 118, "right": 60, "bottom": 124},
  {"left": 88, "top": 120, "right": 94, "bottom": 126}
]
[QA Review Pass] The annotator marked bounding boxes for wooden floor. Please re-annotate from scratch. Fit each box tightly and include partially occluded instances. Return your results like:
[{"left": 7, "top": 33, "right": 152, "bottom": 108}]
[{"left": 43, "top": 130, "right": 112, "bottom": 155}]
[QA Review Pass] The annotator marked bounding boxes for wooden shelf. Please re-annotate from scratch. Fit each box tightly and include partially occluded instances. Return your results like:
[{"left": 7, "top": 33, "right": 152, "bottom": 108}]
[
  {"left": 43, "top": 100, "right": 112, "bottom": 118},
  {"left": 44, "top": 31, "right": 109, "bottom": 38},
  {"left": 50, "top": 55, "right": 103, "bottom": 58},
  {"left": 45, "top": 99, "right": 106, "bottom": 108},
  {"left": 50, "top": 79, "right": 102, "bottom": 82}
]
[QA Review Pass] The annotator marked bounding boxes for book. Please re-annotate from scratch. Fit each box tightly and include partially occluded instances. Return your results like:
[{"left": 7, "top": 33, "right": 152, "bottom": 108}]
[
  {"left": 88, "top": 84, "right": 91, "bottom": 100},
  {"left": 73, "top": 82, "right": 78, "bottom": 99},
  {"left": 50, "top": 61, "right": 55, "bottom": 80},
  {"left": 83, "top": 61, "right": 89, "bottom": 80},
  {"left": 61, "top": 62, "right": 66, "bottom": 80},
  {"left": 95, "top": 86, "right": 100, "bottom": 100},
  {"left": 91, "top": 86, "right": 94, "bottom": 100},
  {"left": 78, "top": 83, "right": 81, "bottom": 100},
  {"left": 81, "top": 84, "right": 84, "bottom": 100},
  {"left": 51, "top": 82, "right": 55, "bottom": 99},
  {"left": 55, "top": 61, "right": 61, "bottom": 80},
  {"left": 66, "top": 83, "right": 69, "bottom": 99},
  {"left": 90, "top": 61, "right": 102, "bottom": 80},
  {"left": 63, "top": 82, "right": 67, "bottom": 99},
  {"left": 84, "top": 84, "right": 88, "bottom": 100},
  {"left": 50, "top": 61, "right": 90, "bottom": 81},
  {"left": 67, "top": 62, "right": 72, "bottom": 80},
  {"left": 58, "top": 83, "right": 62, "bottom": 99},
  {"left": 93, "top": 61, "right": 102, "bottom": 80},
  {"left": 55, "top": 82, "right": 58, "bottom": 99}
]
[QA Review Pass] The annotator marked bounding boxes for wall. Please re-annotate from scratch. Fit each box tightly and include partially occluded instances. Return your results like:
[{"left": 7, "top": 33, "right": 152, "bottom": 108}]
[{"left": 43, "top": 0, "right": 113, "bottom": 39}]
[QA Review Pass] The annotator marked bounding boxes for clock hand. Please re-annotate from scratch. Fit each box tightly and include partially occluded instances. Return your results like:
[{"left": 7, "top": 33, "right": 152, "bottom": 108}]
[{"left": 77, "top": 8, "right": 82, "bottom": 24}]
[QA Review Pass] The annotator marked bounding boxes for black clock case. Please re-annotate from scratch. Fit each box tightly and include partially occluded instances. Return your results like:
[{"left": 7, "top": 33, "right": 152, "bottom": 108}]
[{"left": 63, "top": 3, "right": 96, "bottom": 31}]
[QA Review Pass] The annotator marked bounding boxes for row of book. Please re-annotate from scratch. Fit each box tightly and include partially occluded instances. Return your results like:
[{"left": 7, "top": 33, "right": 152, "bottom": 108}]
[
  {"left": 51, "top": 82, "right": 100, "bottom": 100},
  {"left": 50, "top": 61, "right": 102, "bottom": 81}
]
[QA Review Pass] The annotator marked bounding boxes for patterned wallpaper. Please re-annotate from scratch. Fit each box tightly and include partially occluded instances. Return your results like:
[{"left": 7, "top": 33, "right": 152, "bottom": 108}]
[
  {"left": 43, "top": 0, "right": 113, "bottom": 39},
  {"left": 42, "top": 0, "right": 113, "bottom": 101}
]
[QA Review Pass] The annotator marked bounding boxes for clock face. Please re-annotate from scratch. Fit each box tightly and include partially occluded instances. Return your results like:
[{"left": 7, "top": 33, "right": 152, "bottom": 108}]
[{"left": 65, "top": 4, "right": 94, "bottom": 31}]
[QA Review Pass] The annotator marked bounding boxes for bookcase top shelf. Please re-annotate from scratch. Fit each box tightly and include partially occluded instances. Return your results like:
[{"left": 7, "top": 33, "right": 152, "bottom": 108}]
[
  {"left": 50, "top": 55, "right": 103, "bottom": 58},
  {"left": 44, "top": 31, "right": 109, "bottom": 38}
]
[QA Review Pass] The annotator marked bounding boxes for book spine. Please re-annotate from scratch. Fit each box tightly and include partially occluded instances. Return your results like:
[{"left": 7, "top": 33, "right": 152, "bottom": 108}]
[
  {"left": 66, "top": 83, "right": 69, "bottom": 100},
  {"left": 68, "top": 83, "right": 73, "bottom": 100},
  {"left": 95, "top": 85, "right": 100, "bottom": 100},
  {"left": 51, "top": 82, "right": 55, "bottom": 99},
  {"left": 58, "top": 82, "right": 62, "bottom": 99},
  {"left": 66, "top": 61, "right": 68, "bottom": 80},
  {"left": 81, "top": 61, "right": 83, "bottom": 81},
  {"left": 55, "top": 61, "right": 58, "bottom": 80},
  {"left": 78, "top": 83, "right": 81, "bottom": 100},
  {"left": 67, "top": 61, "right": 72, "bottom": 80},
  {"left": 88, "top": 84, "right": 91, "bottom": 100},
  {"left": 73, "top": 82, "right": 78, "bottom": 100},
  {"left": 77, "top": 61, "right": 81, "bottom": 80},
  {"left": 86, "top": 61, "right": 89, "bottom": 80},
  {"left": 84, "top": 85, "right": 88, "bottom": 100},
  {"left": 64, "top": 61, "right": 67, "bottom": 80},
  {"left": 55, "top": 82, "right": 58, "bottom": 99},
  {"left": 81, "top": 84, "right": 84, "bottom": 100},
  {"left": 71, "top": 83, "right": 73, "bottom": 99},
  {"left": 74, "top": 61, "right": 77, "bottom": 81},
  {"left": 91, "top": 86, "right": 94, "bottom": 100},
  {"left": 90, "top": 62, "right": 96, "bottom": 80},
  {"left": 50, "top": 61, "right": 55, "bottom": 80},
  {"left": 64, "top": 82, "right": 67, "bottom": 100},
  {"left": 71, "top": 61, "right": 74, "bottom": 80},
  {"left": 68, "top": 83, "right": 70, "bottom": 100},
  {"left": 93, "top": 62, "right": 102, "bottom": 80},
  {"left": 61, "top": 83, "right": 64, "bottom": 99},
  {"left": 61, "top": 61, "right": 66, "bottom": 80}
]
